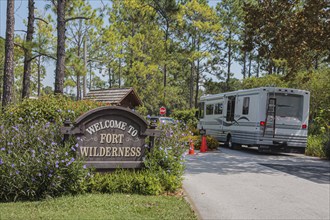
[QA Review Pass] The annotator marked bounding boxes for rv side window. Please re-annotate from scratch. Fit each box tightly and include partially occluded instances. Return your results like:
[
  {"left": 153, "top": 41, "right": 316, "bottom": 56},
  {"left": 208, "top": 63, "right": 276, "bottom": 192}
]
[
  {"left": 199, "top": 102, "right": 205, "bottom": 118},
  {"left": 206, "top": 104, "right": 214, "bottom": 115},
  {"left": 214, "top": 103, "right": 223, "bottom": 115},
  {"left": 242, "top": 97, "right": 250, "bottom": 115}
]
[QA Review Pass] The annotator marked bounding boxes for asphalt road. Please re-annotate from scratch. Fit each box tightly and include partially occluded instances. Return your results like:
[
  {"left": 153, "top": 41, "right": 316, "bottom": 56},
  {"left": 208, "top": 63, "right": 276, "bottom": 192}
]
[{"left": 183, "top": 147, "right": 330, "bottom": 220}]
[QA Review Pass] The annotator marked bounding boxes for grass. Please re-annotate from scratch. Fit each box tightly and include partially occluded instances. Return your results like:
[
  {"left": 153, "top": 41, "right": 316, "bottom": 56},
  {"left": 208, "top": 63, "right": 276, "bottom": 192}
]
[{"left": 0, "top": 193, "right": 197, "bottom": 220}]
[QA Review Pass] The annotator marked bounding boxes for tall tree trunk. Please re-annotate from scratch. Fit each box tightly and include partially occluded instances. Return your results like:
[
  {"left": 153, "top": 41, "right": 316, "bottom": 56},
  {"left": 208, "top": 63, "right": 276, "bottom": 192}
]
[
  {"left": 76, "top": 45, "right": 81, "bottom": 100},
  {"left": 194, "top": 59, "right": 200, "bottom": 109},
  {"left": 119, "top": 49, "right": 122, "bottom": 88},
  {"left": 55, "top": 0, "right": 66, "bottom": 94},
  {"left": 89, "top": 62, "right": 92, "bottom": 89},
  {"left": 83, "top": 36, "right": 87, "bottom": 97},
  {"left": 226, "top": 31, "right": 232, "bottom": 91},
  {"left": 256, "top": 54, "right": 260, "bottom": 78},
  {"left": 22, "top": 0, "right": 35, "bottom": 99},
  {"left": 194, "top": 40, "right": 200, "bottom": 109},
  {"left": 248, "top": 52, "right": 252, "bottom": 78},
  {"left": 2, "top": 0, "right": 15, "bottom": 108},
  {"left": 189, "top": 61, "right": 194, "bottom": 109},
  {"left": 163, "top": 21, "right": 169, "bottom": 104},
  {"left": 242, "top": 50, "right": 246, "bottom": 79},
  {"left": 108, "top": 67, "right": 111, "bottom": 88},
  {"left": 37, "top": 56, "right": 41, "bottom": 96}
]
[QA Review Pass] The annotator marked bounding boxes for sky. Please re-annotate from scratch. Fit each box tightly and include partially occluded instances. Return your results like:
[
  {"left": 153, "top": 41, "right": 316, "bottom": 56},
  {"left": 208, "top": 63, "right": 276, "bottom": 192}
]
[{"left": 0, "top": 0, "right": 242, "bottom": 90}]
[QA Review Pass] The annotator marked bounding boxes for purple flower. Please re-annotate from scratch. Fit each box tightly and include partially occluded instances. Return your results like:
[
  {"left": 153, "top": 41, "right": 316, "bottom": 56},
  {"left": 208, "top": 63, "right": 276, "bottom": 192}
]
[
  {"left": 0, "top": 158, "right": 3, "bottom": 165},
  {"left": 19, "top": 117, "right": 23, "bottom": 121},
  {"left": 38, "top": 173, "right": 42, "bottom": 176},
  {"left": 31, "top": 178, "right": 35, "bottom": 181},
  {"left": 65, "top": 152, "right": 68, "bottom": 156},
  {"left": 83, "top": 165, "right": 87, "bottom": 169},
  {"left": 48, "top": 174, "right": 52, "bottom": 177},
  {"left": 71, "top": 147, "right": 76, "bottom": 151},
  {"left": 45, "top": 122, "right": 50, "bottom": 128},
  {"left": 55, "top": 164, "right": 59, "bottom": 168},
  {"left": 8, "top": 142, "right": 13, "bottom": 146},
  {"left": 12, "top": 126, "right": 19, "bottom": 132},
  {"left": 1, "top": 147, "right": 5, "bottom": 151},
  {"left": 51, "top": 142, "right": 56, "bottom": 146},
  {"left": 11, "top": 163, "right": 15, "bottom": 168},
  {"left": 61, "top": 160, "right": 65, "bottom": 163},
  {"left": 44, "top": 151, "right": 48, "bottom": 155},
  {"left": 16, "top": 170, "right": 20, "bottom": 175},
  {"left": 75, "top": 143, "right": 79, "bottom": 148},
  {"left": 8, "top": 150, "right": 12, "bottom": 154}
]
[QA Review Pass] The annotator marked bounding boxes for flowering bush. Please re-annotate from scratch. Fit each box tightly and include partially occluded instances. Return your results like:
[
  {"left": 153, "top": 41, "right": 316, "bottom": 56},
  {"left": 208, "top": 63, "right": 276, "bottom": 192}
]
[
  {"left": 144, "top": 122, "right": 187, "bottom": 192},
  {"left": 0, "top": 95, "right": 104, "bottom": 202},
  {"left": 0, "top": 120, "right": 89, "bottom": 201}
]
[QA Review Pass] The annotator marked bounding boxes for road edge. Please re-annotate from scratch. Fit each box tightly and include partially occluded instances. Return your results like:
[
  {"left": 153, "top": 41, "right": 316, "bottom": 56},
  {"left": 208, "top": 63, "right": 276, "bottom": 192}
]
[{"left": 183, "top": 186, "right": 203, "bottom": 220}]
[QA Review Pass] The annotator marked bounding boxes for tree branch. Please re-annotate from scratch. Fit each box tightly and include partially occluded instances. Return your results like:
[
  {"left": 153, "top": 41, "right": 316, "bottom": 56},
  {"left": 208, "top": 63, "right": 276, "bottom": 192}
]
[
  {"left": 29, "top": 52, "right": 56, "bottom": 62},
  {"left": 15, "top": 30, "right": 27, "bottom": 33},
  {"left": 35, "top": 17, "right": 49, "bottom": 25},
  {"left": 14, "top": 42, "right": 25, "bottom": 50},
  {"left": 65, "top": 16, "right": 90, "bottom": 23}
]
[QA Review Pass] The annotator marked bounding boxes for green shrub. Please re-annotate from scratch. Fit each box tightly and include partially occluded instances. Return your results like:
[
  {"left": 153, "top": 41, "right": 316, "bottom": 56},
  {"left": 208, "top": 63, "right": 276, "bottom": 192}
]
[
  {"left": 0, "top": 95, "right": 105, "bottom": 202},
  {"left": 195, "top": 135, "right": 219, "bottom": 151},
  {"left": 171, "top": 109, "right": 198, "bottom": 130},
  {"left": 88, "top": 122, "right": 188, "bottom": 196},
  {"left": 0, "top": 121, "right": 89, "bottom": 202},
  {"left": 2, "top": 95, "right": 104, "bottom": 125},
  {"left": 88, "top": 170, "right": 163, "bottom": 195},
  {"left": 305, "top": 135, "right": 330, "bottom": 159}
]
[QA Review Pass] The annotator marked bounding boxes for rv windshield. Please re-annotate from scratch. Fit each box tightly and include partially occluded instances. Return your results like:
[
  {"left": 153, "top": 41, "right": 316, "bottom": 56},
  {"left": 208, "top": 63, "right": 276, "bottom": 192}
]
[{"left": 275, "top": 93, "right": 303, "bottom": 121}]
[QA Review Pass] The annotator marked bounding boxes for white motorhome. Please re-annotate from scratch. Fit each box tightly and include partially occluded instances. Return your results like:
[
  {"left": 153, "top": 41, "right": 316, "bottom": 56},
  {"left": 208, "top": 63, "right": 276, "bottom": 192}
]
[{"left": 197, "top": 87, "right": 310, "bottom": 153}]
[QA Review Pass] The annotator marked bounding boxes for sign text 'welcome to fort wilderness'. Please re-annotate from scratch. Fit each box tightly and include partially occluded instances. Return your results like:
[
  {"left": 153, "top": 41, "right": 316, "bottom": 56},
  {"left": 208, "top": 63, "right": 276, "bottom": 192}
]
[{"left": 62, "top": 106, "right": 159, "bottom": 169}]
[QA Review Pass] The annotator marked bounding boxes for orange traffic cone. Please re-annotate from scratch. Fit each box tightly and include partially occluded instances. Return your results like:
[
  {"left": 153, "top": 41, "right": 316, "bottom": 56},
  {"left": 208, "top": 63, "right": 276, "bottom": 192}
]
[
  {"left": 200, "top": 135, "right": 207, "bottom": 153},
  {"left": 188, "top": 140, "right": 195, "bottom": 155}
]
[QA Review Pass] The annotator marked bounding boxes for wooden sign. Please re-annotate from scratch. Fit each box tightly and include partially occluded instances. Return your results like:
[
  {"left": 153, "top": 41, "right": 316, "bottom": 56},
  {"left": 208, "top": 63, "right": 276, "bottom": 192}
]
[{"left": 62, "top": 106, "right": 159, "bottom": 169}]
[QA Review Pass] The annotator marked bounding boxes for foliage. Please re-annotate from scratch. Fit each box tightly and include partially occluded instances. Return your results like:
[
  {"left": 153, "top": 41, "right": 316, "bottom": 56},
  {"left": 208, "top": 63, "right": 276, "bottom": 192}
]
[
  {"left": 195, "top": 135, "right": 219, "bottom": 151},
  {"left": 0, "top": 194, "right": 197, "bottom": 220},
  {"left": 290, "top": 68, "right": 330, "bottom": 135},
  {"left": 2, "top": 95, "right": 105, "bottom": 125},
  {"left": 87, "top": 123, "right": 188, "bottom": 195},
  {"left": 241, "top": 74, "right": 288, "bottom": 89},
  {"left": 305, "top": 135, "right": 330, "bottom": 159},
  {"left": 0, "top": 121, "right": 89, "bottom": 202},
  {"left": 171, "top": 108, "right": 198, "bottom": 129},
  {"left": 0, "top": 95, "right": 106, "bottom": 202},
  {"left": 88, "top": 170, "right": 163, "bottom": 196}
]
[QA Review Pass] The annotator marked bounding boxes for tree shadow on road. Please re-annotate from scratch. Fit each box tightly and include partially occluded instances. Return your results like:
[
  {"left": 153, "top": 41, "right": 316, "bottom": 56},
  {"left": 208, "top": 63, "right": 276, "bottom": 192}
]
[{"left": 184, "top": 147, "right": 330, "bottom": 184}]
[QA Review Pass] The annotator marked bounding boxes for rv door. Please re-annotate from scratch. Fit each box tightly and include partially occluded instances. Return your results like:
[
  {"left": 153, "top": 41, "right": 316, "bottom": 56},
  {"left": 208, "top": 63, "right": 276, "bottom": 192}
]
[{"left": 226, "top": 96, "right": 236, "bottom": 122}]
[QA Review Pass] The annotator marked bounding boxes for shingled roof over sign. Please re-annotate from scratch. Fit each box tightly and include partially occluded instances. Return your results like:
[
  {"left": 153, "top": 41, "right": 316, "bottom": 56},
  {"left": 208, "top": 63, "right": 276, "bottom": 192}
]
[{"left": 84, "top": 88, "right": 142, "bottom": 109}]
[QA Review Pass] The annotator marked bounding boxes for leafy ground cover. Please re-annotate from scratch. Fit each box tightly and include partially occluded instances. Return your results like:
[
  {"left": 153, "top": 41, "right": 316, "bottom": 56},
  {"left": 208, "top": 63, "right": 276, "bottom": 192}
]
[{"left": 0, "top": 193, "right": 197, "bottom": 220}]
